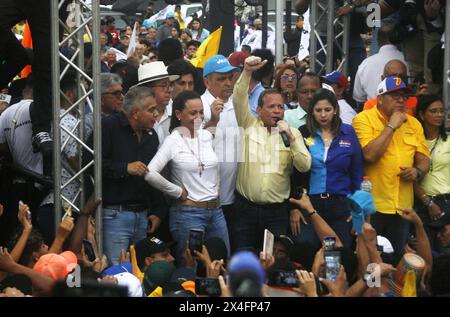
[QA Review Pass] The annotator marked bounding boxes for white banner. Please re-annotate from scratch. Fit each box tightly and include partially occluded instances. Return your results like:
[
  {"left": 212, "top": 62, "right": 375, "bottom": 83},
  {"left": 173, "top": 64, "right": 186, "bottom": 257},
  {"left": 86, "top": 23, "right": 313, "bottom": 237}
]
[{"left": 146, "top": 5, "right": 175, "bottom": 25}]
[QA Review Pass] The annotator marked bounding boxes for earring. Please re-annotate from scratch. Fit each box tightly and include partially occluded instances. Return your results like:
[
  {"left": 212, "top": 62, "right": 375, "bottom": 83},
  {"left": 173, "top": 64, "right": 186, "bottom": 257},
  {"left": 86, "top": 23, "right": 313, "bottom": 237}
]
[{"left": 177, "top": 117, "right": 181, "bottom": 121}]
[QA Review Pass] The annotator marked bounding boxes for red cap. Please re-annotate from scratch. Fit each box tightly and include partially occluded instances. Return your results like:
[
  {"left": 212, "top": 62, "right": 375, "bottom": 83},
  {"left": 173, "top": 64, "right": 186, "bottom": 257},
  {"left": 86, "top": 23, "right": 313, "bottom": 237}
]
[{"left": 228, "top": 51, "right": 250, "bottom": 68}]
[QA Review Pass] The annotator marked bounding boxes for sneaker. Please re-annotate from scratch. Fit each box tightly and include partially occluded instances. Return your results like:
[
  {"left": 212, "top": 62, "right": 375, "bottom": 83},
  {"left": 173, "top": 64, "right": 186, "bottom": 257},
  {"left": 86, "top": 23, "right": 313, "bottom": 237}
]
[{"left": 31, "top": 132, "right": 53, "bottom": 155}]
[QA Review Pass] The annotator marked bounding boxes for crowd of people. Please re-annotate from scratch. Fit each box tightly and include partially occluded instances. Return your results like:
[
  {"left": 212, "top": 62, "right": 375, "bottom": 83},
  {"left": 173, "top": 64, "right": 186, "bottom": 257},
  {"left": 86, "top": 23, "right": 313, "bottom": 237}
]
[{"left": 0, "top": 0, "right": 449, "bottom": 298}]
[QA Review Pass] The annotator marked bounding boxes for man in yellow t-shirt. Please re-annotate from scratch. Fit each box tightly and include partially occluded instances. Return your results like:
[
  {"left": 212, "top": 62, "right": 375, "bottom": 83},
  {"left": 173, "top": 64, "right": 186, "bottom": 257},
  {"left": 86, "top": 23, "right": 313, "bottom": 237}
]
[{"left": 353, "top": 76, "right": 430, "bottom": 254}]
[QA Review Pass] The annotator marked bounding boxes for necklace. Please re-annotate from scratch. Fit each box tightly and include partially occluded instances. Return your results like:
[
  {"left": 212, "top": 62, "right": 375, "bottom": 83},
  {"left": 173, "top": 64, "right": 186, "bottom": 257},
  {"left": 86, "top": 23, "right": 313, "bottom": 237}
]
[
  {"left": 428, "top": 136, "right": 439, "bottom": 172},
  {"left": 179, "top": 131, "right": 205, "bottom": 177}
]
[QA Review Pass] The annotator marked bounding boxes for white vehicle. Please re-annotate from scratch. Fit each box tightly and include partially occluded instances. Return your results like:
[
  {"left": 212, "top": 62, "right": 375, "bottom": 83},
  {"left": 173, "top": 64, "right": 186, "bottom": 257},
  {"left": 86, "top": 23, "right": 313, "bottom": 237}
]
[{"left": 180, "top": 3, "right": 203, "bottom": 26}]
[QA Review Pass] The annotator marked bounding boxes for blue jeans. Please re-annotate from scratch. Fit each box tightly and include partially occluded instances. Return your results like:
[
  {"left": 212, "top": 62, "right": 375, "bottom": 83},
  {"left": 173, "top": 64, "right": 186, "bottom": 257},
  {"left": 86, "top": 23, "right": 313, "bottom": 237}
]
[
  {"left": 293, "top": 197, "right": 354, "bottom": 249},
  {"left": 230, "top": 193, "right": 290, "bottom": 252},
  {"left": 169, "top": 205, "right": 230, "bottom": 266},
  {"left": 370, "top": 212, "right": 410, "bottom": 256},
  {"left": 102, "top": 208, "right": 148, "bottom": 265}
]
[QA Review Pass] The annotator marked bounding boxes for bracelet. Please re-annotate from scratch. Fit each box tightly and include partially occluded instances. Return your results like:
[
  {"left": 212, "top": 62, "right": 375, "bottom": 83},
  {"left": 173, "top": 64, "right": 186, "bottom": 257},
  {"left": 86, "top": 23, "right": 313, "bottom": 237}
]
[
  {"left": 308, "top": 210, "right": 318, "bottom": 216},
  {"left": 425, "top": 199, "right": 434, "bottom": 208},
  {"left": 386, "top": 124, "right": 396, "bottom": 131}
]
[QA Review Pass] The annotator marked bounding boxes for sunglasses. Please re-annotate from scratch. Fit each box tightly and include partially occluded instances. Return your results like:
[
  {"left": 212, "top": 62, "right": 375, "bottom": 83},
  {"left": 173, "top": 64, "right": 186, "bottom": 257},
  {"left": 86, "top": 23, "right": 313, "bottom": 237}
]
[
  {"left": 281, "top": 75, "right": 299, "bottom": 81},
  {"left": 102, "top": 90, "right": 124, "bottom": 97}
]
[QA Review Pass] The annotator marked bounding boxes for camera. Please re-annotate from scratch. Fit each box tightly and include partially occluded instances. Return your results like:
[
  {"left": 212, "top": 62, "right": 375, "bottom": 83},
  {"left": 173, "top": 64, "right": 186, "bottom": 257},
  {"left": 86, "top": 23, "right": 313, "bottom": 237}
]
[
  {"left": 195, "top": 278, "right": 221, "bottom": 297},
  {"left": 269, "top": 270, "right": 300, "bottom": 288}
]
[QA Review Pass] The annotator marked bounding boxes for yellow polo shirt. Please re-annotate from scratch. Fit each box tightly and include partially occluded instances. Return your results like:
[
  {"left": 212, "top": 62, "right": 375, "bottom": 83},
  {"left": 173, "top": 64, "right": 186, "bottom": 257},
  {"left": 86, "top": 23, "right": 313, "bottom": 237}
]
[
  {"left": 352, "top": 106, "right": 429, "bottom": 214},
  {"left": 233, "top": 73, "right": 311, "bottom": 204}
]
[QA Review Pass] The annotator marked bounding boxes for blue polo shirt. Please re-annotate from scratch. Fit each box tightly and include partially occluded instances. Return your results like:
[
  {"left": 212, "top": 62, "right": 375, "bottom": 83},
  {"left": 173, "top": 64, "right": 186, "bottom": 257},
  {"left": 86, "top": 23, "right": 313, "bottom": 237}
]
[{"left": 306, "top": 124, "right": 364, "bottom": 196}]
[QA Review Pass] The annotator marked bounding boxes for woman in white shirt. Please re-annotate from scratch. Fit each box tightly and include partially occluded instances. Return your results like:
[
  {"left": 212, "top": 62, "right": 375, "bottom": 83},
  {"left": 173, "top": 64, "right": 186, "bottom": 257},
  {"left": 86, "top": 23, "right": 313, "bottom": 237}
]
[{"left": 145, "top": 91, "right": 229, "bottom": 263}]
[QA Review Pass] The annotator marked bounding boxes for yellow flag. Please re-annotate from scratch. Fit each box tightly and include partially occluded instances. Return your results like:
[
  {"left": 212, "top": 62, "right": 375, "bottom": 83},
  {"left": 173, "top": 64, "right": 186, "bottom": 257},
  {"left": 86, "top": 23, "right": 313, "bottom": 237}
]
[
  {"left": 401, "top": 269, "right": 417, "bottom": 297},
  {"left": 130, "top": 245, "right": 144, "bottom": 283},
  {"left": 190, "top": 26, "right": 223, "bottom": 68}
]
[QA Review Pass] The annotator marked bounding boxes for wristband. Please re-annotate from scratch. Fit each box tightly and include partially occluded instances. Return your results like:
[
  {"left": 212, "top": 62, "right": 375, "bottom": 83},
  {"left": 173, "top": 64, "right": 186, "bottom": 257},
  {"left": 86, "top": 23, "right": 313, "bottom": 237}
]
[
  {"left": 386, "top": 124, "right": 396, "bottom": 131},
  {"left": 308, "top": 210, "right": 318, "bottom": 216}
]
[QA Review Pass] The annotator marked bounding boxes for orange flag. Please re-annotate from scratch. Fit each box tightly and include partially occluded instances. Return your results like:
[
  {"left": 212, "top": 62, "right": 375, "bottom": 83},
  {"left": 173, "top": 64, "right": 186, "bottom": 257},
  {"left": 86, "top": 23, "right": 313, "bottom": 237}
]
[{"left": 21, "top": 22, "right": 33, "bottom": 78}]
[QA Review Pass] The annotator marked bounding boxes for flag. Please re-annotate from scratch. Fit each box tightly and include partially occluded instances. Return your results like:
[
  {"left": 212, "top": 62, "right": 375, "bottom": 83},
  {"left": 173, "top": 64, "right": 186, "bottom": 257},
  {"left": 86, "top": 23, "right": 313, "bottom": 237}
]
[
  {"left": 191, "top": 26, "right": 223, "bottom": 68},
  {"left": 126, "top": 22, "right": 138, "bottom": 57},
  {"left": 21, "top": 22, "right": 33, "bottom": 78},
  {"left": 146, "top": 5, "right": 175, "bottom": 25}
]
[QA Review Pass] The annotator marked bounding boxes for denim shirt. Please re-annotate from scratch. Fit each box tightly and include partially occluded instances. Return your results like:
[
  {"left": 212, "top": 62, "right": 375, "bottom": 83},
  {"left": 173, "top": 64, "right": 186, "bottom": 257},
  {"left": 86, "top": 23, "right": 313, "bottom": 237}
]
[{"left": 306, "top": 124, "right": 364, "bottom": 196}]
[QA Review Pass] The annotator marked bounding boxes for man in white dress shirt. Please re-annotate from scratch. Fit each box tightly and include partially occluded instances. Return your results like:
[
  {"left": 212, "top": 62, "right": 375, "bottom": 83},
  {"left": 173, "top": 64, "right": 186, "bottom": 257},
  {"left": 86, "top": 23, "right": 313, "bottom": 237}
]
[
  {"left": 353, "top": 24, "right": 407, "bottom": 103},
  {"left": 201, "top": 55, "right": 240, "bottom": 248}
]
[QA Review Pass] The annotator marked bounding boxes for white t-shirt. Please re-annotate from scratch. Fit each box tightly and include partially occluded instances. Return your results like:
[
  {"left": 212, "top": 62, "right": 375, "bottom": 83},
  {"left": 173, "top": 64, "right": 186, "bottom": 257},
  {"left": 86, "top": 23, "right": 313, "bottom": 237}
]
[
  {"left": 353, "top": 45, "right": 406, "bottom": 102},
  {"left": 338, "top": 99, "right": 357, "bottom": 125},
  {"left": 202, "top": 90, "right": 241, "bottom": 205},
  {"left": 154, "top": 100, "right": 172, "bottom": 146},
  {"left": 145, "top": 129, "right": 219, "bottom": 202},
  {"left": 0, "top": 99, "right": 43, "bottom": 174}
]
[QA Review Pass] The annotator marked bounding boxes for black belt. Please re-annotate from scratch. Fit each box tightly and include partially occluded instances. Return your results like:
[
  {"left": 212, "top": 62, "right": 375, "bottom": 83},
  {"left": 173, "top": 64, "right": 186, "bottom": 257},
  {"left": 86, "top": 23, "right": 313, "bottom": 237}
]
[
  {"left": 235, "top": 191, "right": 288, "bottom": 207},
  {"left": 309, "top": 193, "right": 346, "bottom": 200},
  {"left": 103, "top": 204, "right": 148, "bottom": 212}
]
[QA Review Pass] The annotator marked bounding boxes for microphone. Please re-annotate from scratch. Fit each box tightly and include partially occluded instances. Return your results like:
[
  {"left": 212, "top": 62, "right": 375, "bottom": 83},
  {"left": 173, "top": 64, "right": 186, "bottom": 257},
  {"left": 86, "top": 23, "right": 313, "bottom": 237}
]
[{"left": 275, "top": 117, "right": 290, "bottom": 147}]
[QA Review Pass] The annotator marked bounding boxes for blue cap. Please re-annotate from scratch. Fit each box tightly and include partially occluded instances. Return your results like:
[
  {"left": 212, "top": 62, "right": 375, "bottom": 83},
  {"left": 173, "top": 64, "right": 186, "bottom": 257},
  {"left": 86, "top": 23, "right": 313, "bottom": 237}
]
[
  {"left": 203, "top": 55, "right": 239, "bottom": 78},
  {"left": 166, "top": 12, "right": 175, "bottom": 19},
  {"left": 377, "top": 76, "right": 412, "bottom": 96},
  {"left": 322, "top": 71, "right": 349, "bottom": 89},
  {"left": 228, "top": 251, "right": 265, "bottom": 285},
  {"left": 346, "top": 190, "right": 376, "bottom": 234},
  {"left": 101, "top": 262, "right": 133, "bottom": 276}
]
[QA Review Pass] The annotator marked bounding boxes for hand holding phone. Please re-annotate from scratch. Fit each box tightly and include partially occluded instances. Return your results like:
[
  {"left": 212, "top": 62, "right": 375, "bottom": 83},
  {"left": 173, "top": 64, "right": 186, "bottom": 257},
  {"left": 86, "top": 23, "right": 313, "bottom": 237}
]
[
  {"left": 324, "top": 251, "right": 340, "bottom": 281},
  {"left": 83, "top": 239, "right": 97, "bottom": 262},
  {"left": 262, "top": 229, "right": 274, "bottom": 260},
  {"left": 195, "top": 278, "right": 221, "bottom": 297},
  {"left": 269, "top": 270, "right": 300, "bottom": 288},
  {"left": 188, "top": 229, "right": 204, "bottom": 255}
]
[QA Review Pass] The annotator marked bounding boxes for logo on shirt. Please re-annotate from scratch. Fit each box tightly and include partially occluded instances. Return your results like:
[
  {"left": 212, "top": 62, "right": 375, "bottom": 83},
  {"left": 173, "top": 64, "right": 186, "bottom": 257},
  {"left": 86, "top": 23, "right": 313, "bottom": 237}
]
[
  {"left": 305, "top": 137, "right": 315, "bottom": 147},
  {"left": 339, "top": 140, "right": 352, "bottom": 148}
]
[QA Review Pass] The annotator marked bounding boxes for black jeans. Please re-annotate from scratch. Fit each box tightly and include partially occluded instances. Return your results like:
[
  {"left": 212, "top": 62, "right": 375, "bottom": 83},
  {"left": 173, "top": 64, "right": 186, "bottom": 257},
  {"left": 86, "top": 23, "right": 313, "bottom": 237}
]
[
  {"left": 0, "top": 1, "right": 68, "bottom": 136},
  {"left": 230, "top": 192, "right": 290, "bottom": 253},
  {"left": 371, "top": 212, "right": 410, "bottom": 256},
  {"left": 294, "top": 196, "right": 354, "bottom": 249}
]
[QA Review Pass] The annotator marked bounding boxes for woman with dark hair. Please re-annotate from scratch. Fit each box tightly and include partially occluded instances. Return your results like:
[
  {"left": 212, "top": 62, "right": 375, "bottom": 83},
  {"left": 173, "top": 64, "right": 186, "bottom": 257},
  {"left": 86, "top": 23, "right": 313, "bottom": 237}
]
[
  {"left": 414, "top": 95, "right": 450, "bottom": 250},
  {"left": 273, "top": 64, "right": 300, "bottom": 110},
  {"left": 293, "top": 89, "right": 364, "bottom": 248},
  {"left": 188, "top": 18, "right": 210, "bottom": 43},
  {"left": 144, "top": 91, "right": 229, "bottom": 264}
]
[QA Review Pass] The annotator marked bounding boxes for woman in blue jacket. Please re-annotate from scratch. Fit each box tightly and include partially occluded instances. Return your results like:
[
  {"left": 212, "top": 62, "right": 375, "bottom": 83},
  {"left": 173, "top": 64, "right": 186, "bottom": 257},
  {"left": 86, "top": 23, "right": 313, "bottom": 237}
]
[{"left": 294, "top": 88, "right": 364, "bottom": 248}]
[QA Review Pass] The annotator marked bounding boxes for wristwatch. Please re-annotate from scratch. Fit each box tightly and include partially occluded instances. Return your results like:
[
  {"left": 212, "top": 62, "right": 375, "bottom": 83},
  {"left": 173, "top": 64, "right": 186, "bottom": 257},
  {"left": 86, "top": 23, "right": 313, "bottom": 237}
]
[
  {"left": 308, "top": 210, "right": 318, "bottom": 217},
  {"left": 386, "top": 124, "right": 396, "bottom": 131}
]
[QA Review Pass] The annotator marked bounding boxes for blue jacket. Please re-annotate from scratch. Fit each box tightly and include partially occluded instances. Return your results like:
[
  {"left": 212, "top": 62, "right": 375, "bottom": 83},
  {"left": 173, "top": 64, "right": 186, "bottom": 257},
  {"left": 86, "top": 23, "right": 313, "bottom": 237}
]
[{"left": 301, "top": 124, "right": 364, "bottom": 196}]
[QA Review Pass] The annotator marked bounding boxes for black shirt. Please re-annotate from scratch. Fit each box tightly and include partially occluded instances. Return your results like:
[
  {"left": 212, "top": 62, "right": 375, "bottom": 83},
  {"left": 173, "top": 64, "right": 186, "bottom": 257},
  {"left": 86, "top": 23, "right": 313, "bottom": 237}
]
[{"left": 85, "top": 112, "right": 167, "bottom": 219}]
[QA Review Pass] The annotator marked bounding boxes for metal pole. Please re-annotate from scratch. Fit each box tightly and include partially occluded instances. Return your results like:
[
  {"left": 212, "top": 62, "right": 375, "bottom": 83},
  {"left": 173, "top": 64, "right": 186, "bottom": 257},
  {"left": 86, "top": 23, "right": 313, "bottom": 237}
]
[
  {"left": 310, "top": 0, "right": 317, "bottom": 73},
  {"left": 275, "top": 0, "right": 284, "bottom": 64},
  {"left": 92, "top": 0, "right": 103, "bottom": 253},
  {"left": 443, "top": 1, "right": 450, "bottom": 123},
  {"left": 262, "top": 0, "right": 268, "bottom": 49},
  {"left": 52, "top": 0, "right": 62, "bottom": 235},
  {"left": 326, "top": 0, "right": 335, "bottom": 73},
  {"left": 342, "top": 14, "right": 350, "bottom": 76}
]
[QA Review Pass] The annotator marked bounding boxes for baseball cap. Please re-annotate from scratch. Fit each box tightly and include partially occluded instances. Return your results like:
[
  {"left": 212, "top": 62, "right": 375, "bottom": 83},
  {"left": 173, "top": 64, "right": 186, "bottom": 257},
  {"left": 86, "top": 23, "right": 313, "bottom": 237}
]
[
  {"left": 102, "top": 262, "right": 133, "bottom": 276},
  {"left": 33, "top": 252, "right": 78, "bottom": 281},
  {"left": 134, "top": 237, "right": 174, "bottom": 271},
  {"left": 114, "top": 272, "right": 144, "bottom": 297},
  {"left": 203, "top": 55, "right": 239, "bottom": 78},
  {"left": 228, "top": 51, "right": 250, "bottom": 68},
  {"left": 322, "top": 71, "right": 349, "bottom": 89},
  {"left": 166, "top": 12, "right": 175, "bottom": 19},
  {"left": 143, "top": 261, "right": 176, "bottom": 296},
  {"left": 228, "top": 251, "right": 265, "bottom": 286},
  {"left": 274, "top": 235, "right": 295, "bottom": 251},
  {"left": 170, "top": 267, "right": 197, "bottom": 285},
  {"left": 377, "top": 76, "right": 413, "bottom": 96},
  {"left": 428, "top": 212, "right": 450, "bottom": 229}
]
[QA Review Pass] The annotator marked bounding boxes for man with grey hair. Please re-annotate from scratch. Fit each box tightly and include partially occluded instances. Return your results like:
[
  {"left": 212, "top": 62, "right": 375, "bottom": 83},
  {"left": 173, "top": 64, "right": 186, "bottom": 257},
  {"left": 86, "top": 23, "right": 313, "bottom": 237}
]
[
  {"left": 85, "top": 86, "right": 168, "bottom": 265},
  {"left": 85, "top": 73, "right": 124, "bottom": 140}
]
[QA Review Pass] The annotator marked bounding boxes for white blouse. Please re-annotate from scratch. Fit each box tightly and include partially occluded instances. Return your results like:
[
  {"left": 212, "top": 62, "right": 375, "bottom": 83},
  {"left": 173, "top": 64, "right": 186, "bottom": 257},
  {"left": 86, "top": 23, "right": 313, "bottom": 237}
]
[{"left": 145, "top": 129, "right": 219, "bottom": 202}]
